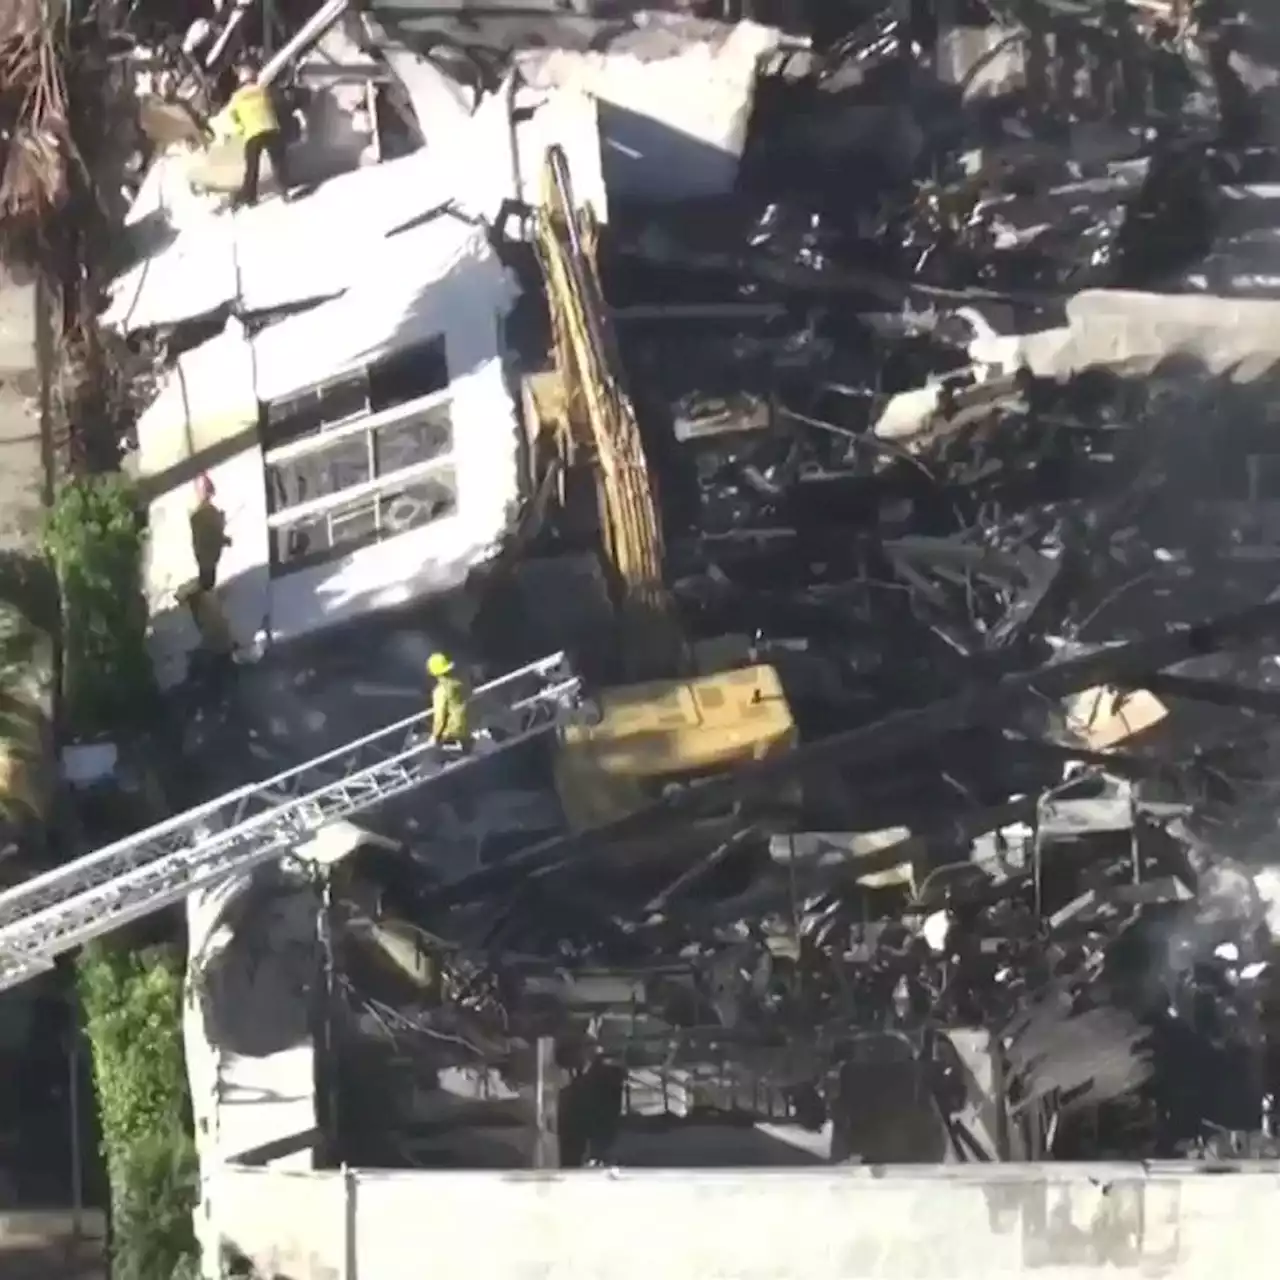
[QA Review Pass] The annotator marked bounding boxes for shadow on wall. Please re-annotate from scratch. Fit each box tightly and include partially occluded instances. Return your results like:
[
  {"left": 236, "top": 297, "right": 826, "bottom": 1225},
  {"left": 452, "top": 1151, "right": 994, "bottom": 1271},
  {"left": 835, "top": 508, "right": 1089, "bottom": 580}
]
[
  {"left": 107, "top": 207, "right": 182, "bottom": 279},
  {"left": 134, "top": 415, "right": 261, "bottom": 510},
  {"left": 221, "top": 1240, "right": 302, "bottom": 1280},
  {"left": 596, "top": 98, "right": 749, "bottom": 203},
  {"left": 287, "top": 92, "right": 372, "bottom": 189},
  {"left": 194, "top": 867, "right": 318, "bottom": 1058}
]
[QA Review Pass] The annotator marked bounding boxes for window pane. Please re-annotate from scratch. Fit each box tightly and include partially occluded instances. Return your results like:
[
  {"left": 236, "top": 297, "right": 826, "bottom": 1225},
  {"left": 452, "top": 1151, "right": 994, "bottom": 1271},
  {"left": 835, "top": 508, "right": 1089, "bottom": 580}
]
[
  {"left": 267, "top": 432, "right": 372, "bottom": 513},
  {"left": 327, "top": 500, "right": 380, "bottom": 544},
  {"left": 373, "top": 402, "right": 452, "bottom": 478},
  {"left": 272, "top": 515, "right": 331, "bottom": 571},
  {"left": 271, "top": 466, "right": 458, "bottom": 577},
  {"left": 378, "top": 467, "right": 458, "bottom": 535},
  {"left": 272, "top": 496, "right": 378, "bottom": 571},
  {"left": 262, "top": 372, "right": 370, "bottom": 447},
  {"left": 368, "top": 335, "right": 448, "bottom": 412}
]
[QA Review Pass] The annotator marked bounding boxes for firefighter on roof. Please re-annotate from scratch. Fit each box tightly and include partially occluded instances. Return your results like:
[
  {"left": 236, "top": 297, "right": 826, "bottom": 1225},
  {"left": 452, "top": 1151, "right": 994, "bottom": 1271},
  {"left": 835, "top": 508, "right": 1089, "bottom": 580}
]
[{"left": 226, "top": 60, "right": 291, "bottom": 208}]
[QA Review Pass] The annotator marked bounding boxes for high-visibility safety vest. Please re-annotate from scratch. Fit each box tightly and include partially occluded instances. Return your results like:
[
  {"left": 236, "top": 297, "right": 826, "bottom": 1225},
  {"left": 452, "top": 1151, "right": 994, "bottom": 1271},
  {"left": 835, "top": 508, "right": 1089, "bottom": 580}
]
[
  {"left": 227, "top": 83, "right": 278, "bottom": 141},
  {"left": 431, "top": 676, "right": 469, "bottom": 743}
]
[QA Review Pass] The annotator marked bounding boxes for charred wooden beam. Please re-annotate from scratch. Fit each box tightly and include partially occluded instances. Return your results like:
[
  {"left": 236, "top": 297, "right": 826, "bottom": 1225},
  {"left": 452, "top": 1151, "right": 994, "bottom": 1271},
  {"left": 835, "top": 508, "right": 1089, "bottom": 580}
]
[
  {"left": 433, "top": 597, "right": 1280, "bottom": 908},
  {"left": 1141, "top": 671, "right": 1280, "bottom": 715}
]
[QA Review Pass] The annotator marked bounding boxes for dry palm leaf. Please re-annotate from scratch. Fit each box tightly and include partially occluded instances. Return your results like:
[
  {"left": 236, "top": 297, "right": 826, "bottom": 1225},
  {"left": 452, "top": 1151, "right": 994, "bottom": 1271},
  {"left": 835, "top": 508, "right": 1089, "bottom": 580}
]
[{"left": 0, "top": 126, "right": 66, "bottom": 219}]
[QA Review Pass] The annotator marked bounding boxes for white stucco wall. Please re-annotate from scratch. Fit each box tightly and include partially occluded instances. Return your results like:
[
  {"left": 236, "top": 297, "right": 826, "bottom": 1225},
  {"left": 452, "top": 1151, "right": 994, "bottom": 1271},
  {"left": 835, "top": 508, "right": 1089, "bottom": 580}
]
[
  {"left": 106, "top": 84, "right": 605, "bottom": 333},
  {"left": 137, "top": 217, "right": 520, "bottom": 688},
  {"left": 516, "top": 19, "right": 784, "bottom": 201},
  {"left": 206, "top": 1161, "right": 1280, "bottom": 1280}
]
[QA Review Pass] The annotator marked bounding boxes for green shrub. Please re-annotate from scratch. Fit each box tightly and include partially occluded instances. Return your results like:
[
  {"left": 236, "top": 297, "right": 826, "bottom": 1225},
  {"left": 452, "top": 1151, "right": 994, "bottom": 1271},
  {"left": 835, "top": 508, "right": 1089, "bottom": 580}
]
[
  {"left": 79, "top": 944, "right": 199, "bottom": 1280},
  {"left": 49, "top": 474, "right": 198, "bottom": 1277},
  {"left": 44, "top": 474, "right": 155, "bottom": 736}
]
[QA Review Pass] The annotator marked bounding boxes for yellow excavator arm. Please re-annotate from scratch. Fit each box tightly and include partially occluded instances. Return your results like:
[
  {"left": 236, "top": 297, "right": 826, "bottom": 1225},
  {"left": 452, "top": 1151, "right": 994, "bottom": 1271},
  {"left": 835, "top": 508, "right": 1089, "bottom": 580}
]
[{"left": 532, "top": 145, "right": 686, "bottom": 681}]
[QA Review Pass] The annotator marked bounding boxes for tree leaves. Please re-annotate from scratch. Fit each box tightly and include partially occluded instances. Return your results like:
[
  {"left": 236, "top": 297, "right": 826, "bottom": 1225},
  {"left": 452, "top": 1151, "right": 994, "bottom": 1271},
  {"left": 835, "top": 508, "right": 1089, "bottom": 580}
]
[
  {"left": 59, "top": 479, "right": 196, "bottom": 1277},
  {"left": 79, "top": 943, "right": 199, "bottom": 1280},
  {"left": 44, "top": 474, "right": 156, "bottom": 736}
]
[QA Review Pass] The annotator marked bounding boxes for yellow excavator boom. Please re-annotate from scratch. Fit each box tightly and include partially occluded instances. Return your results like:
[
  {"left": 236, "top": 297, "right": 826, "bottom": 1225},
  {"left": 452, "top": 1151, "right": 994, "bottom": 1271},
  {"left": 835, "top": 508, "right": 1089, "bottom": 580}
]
[{"left": 533, "top": 145, "right": 686, "bottom": 680}]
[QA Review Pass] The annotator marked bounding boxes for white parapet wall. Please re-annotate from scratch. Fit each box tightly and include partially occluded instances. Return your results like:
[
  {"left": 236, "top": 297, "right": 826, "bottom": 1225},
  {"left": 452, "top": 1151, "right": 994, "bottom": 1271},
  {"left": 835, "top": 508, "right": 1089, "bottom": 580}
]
[
  {"left": 208, "top": 1161, "right": 1280, "bottom": 1280},
  {"left": 186, "top": 871, "right": 321, "bottom": 1279}
]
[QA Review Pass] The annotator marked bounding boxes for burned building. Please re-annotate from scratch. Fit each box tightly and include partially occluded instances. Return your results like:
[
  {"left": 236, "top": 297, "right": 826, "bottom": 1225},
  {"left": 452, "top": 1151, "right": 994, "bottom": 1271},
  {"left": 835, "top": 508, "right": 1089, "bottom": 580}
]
[{"left": 11, "top": 0, "right": 1280, "bottom": 1274}]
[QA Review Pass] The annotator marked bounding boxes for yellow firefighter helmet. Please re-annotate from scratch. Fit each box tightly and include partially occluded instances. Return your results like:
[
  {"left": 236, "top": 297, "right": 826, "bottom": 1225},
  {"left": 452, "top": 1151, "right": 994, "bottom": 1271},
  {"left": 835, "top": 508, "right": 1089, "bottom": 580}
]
[{"left": 426, "top": 652, "right": 455, "bottom": 678}]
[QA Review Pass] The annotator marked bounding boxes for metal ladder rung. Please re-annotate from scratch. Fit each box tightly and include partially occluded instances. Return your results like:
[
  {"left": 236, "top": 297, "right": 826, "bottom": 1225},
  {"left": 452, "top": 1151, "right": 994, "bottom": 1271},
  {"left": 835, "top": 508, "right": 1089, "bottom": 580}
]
[{"left": 0, "top": 653, "right": 582, "bottom": 992}]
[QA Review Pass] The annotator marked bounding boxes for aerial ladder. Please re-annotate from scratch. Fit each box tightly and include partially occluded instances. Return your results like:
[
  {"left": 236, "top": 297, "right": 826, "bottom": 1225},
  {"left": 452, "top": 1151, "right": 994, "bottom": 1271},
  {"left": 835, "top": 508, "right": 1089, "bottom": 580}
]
[
  {"left": 0, "top": 150, "right": 681, "bottom": 995},
  {"left": 0, "top": 653, "right": 582, "bottom": 993}
]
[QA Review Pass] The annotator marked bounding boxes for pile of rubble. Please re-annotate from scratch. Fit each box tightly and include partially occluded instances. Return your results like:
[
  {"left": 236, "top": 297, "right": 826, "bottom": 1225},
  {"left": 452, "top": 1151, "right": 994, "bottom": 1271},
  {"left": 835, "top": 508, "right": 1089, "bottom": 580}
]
[
  {"left": 330, "top": 0, "right": 1280, "bottom": 1168},
  {"left": 105, "top": 0, "right": 1280, "bottom": 1167}
]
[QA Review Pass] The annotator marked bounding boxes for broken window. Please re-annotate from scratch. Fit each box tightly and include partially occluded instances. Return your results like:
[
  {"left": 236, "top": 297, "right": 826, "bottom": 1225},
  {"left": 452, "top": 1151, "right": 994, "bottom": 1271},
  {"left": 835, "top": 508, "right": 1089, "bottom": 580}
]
[
  {"left": 261, "top": 371, "right": 371, "bottom": 449},
  {"left": 264, "top": 382, "right": 457, "bottom": 577},
  {"left": 264, "top": 396, "right": 453, "bottom": 516},
  {"left": 269, "top": 464, "right": 459, "bottom": 576},
  {"left": 259, "top": 334, "right": 449, "bottom": 449},
  {"left": 368, "top": 334, "right": 449, "bottom": 413},
  {"left": 373, "top": 403, "right": 452, "bottom": 476},
  {"left": 267, "top": 431, "right": 372, "bottom": 512}
]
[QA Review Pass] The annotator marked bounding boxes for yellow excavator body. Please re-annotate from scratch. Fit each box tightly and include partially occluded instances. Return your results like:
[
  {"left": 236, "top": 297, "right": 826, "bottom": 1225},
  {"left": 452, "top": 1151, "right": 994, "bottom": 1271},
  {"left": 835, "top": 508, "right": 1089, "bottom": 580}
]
[{"left": 553, "top": 663, "right": 797, "bottom": 835}]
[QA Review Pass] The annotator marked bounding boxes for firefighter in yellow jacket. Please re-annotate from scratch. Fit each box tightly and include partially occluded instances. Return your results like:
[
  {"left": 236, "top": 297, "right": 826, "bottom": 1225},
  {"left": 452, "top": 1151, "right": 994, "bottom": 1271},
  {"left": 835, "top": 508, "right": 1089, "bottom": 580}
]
[
  {"left": 426, "top": 652, "right": 470, "bottom": 749},
  {"left": 227, "top": 62, "right": 290, "bottom": 208}
]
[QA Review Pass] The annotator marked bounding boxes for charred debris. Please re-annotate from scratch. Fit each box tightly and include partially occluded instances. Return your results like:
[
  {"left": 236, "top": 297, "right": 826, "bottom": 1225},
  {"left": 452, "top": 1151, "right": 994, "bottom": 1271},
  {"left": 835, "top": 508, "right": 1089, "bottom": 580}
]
[{"left": 122, "top": 0, "right": 1280, "bottom": 1166}]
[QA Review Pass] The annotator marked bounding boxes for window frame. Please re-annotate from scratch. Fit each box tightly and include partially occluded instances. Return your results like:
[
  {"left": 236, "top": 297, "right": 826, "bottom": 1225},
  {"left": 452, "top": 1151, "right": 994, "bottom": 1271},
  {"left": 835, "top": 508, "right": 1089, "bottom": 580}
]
[
  {"left": 259, "top": 334, "right": 451, "bottom": 450},
  {"left": 263, "top": 387, "right": 460, "bottom": 579},
  {"left": 260, "top": 370, "right": 372, "bottom": 450},
  {"left": 262, "top": 384, "right": 458, "bottom": 519},
  {"left": 265, "top": 458, "right": 460, "bottom": 577},
  {"left": 258, "top": 332, "right": 460, "bottom": 578},
  {"left": 265, "top": 453, "right": 456, "bottom": 531},
  {"left": 264, "top": 384, "right": 453, "bottom": 468}
]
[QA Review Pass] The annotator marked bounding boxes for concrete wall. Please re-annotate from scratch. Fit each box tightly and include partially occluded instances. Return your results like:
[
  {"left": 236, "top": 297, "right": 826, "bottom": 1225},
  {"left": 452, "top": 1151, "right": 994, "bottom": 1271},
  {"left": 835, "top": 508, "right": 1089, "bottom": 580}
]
[
  {"left": 187, "top": 873, "right": 320, "bottom": 1279},
  {"left": 208, "top": 1161, "right": 1280, "bottom": 1280},
  {"left": 515, "top": 20, "right": 783, "bottom": 202},
  {"left": 0, "top": 273, "right": 44, "bottom": 552}
]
